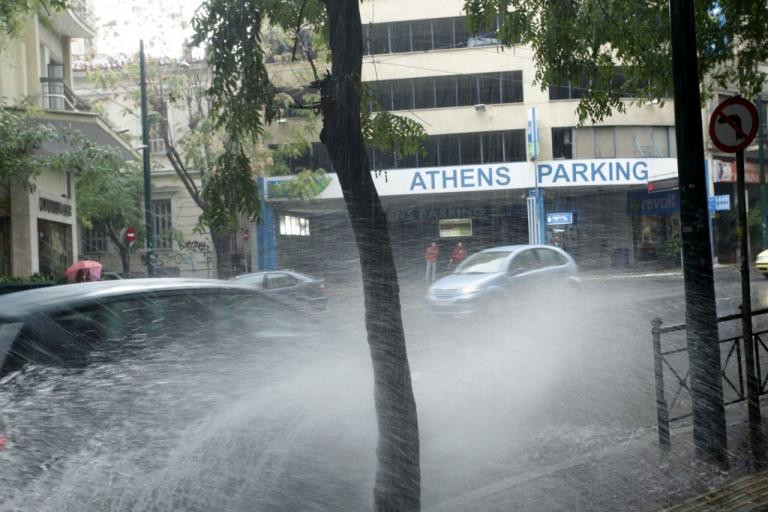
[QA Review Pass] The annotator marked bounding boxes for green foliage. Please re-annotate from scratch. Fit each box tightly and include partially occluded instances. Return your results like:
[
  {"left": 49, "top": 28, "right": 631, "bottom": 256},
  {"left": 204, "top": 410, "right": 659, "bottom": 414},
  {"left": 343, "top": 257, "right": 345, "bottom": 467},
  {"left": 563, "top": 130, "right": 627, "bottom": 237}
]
[
  {"left": 0, "top": 106, "right": 58, "bottom": 187},
  {"left": 270, "top": 168, "right": 331, "bottom": 200},
  {"left": 197, "top": 143, "right": 260, "bottom": 235},
  {"left": 191, "top": 0, "right": 279, "bottom": 141},
  {"left": 191, "top": 0, "right": 427, "bottom": 204},
  {"left": 464, "top": 0, "right": 768, "bottom": 124},
  {"left": 0, "top": 0, "right": 66, "bottom": 37}
]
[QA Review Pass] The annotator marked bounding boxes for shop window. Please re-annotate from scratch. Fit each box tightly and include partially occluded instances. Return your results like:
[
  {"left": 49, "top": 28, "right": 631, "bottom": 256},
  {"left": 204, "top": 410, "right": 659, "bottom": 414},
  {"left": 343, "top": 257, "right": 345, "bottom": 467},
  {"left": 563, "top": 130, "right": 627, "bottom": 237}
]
[
  {"left": 552, "top": 127, "right": 574, "bottom": 159},
  {"left": 279, "top": 215, "right": 310, "bottom": 236},
  {"left": 371, "top": 80, "right": 393, "bottom": 110},
  {"left": 395, "top": 150, "right": 418, "bottom": 169},
  {"left": 152, "top": 199, "right": 173, "bottom": 250},
  {"left": 439, "top": 218, "right": 472, "bottom": 238},
  {"left": 504, "top": 130, "right": 527, "bottom": 162}
]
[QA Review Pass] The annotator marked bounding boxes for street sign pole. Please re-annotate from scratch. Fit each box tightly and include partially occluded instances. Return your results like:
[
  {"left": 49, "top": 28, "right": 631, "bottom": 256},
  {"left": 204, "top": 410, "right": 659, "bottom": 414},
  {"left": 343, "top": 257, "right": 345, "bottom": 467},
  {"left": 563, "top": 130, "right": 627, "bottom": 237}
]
[
  {"left": 737, "top": 147, "right": 766, "bottom": 467},
  {"left": 669, "top": 0, "right": 727, "bottom": 466},
  {"left": 709, "top": 94, "right": 763, "bottom": 466},
  {"left": 140, "top": 40, "right": 155, "bottom": 277},
  {"left": 759, "top": 95, "right": 768, "bottom": 249}
]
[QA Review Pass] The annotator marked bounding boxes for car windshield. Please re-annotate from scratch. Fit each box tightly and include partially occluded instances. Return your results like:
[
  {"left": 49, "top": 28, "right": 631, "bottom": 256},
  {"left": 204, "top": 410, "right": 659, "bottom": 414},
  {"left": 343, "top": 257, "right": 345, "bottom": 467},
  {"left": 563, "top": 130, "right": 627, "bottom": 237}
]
[{"left": 454, "top": 251, "right": 511, "bottom": 274}]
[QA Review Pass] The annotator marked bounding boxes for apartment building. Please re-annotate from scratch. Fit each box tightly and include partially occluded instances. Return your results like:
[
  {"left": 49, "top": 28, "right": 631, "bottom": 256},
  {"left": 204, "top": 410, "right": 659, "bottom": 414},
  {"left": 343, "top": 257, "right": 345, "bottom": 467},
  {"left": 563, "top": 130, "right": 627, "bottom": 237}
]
[{"left": 0, "top": 1, "right": 134, "bottom": 278}]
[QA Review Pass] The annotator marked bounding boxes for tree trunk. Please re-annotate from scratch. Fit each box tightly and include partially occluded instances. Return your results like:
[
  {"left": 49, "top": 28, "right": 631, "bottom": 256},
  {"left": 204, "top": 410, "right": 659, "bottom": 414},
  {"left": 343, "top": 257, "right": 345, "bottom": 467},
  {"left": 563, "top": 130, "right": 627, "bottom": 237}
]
[
  {"left": 119, "top": 245, "right": 131, "bottom": 277},
  {"left": 320, "top": 1, "right": 420, "bottom": 510},
  {"left": 211, "top": 231, "right": 232, "bottom": 279}
]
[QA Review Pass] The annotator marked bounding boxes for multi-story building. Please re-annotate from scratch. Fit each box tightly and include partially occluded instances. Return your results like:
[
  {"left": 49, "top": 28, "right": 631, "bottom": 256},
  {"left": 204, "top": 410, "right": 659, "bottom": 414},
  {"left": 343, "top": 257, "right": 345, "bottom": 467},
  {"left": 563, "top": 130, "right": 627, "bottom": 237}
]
[
  {"left": 259, "top": 0, "right": 691, "bottom": 278},
  {"left": 72, "top": 57, "right": 254, "bottom": 278},
  {"left": 0, "top": 1, "right": 134, "bottom": 278}
]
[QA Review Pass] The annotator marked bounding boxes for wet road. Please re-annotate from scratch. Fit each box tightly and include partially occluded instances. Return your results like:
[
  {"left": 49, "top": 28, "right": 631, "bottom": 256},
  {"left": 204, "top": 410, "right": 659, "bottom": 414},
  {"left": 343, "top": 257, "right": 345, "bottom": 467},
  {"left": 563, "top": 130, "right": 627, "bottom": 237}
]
[{"left": 1, "top": 267, "right": 767, "bottom": 511}]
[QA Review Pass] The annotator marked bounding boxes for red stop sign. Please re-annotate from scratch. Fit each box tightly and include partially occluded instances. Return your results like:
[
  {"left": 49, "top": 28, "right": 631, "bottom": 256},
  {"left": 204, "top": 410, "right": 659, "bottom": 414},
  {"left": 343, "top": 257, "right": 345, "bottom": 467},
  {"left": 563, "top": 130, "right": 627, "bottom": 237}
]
[{"left": 124, "top": 226, "right": 136, "bottom": 244}]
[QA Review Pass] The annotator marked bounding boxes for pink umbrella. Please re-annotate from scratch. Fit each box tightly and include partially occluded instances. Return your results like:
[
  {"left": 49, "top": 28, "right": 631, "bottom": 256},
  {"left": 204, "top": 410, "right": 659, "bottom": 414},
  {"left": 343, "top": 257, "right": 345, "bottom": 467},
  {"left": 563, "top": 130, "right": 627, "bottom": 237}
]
[{"left": 65, "top": 260, "right": 103, "bottom": 283}]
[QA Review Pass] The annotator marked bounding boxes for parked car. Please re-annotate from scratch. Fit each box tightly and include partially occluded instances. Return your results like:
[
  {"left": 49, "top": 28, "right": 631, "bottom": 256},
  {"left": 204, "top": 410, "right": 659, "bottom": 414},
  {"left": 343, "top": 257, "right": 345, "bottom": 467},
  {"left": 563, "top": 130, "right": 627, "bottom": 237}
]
[
  {"left": 0, "top": 278, "right": 314, "bottom": 474},
  {"left": 426, "top": 245, "right": 580, "bottom": 315},
  {"left": 231, "top": 270, "right": 328, "bottom": 310},
  {"left": 0, "top": 278, "right": 309, "bottom": 460},
  {"left": 757, "top": 249, "right": 768, "bottom": 278}
]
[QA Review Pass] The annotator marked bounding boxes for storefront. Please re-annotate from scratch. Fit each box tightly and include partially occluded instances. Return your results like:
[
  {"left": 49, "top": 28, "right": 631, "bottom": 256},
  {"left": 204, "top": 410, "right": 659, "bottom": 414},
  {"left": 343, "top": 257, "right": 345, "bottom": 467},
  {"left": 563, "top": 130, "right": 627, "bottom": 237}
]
[
  {"left": 37, "top": 219, "right": 73, "bottom": 276},
  {"left": 260, "top": 157, "right": 681, "bottom": 278}
]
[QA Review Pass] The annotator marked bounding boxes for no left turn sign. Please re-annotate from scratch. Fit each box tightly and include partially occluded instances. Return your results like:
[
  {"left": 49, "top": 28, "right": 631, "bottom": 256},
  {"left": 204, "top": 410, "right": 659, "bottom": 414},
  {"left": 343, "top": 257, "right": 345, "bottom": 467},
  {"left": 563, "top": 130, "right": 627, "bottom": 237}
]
[{"left": 708, "top": 96, "right": 759, "bottom": 153}]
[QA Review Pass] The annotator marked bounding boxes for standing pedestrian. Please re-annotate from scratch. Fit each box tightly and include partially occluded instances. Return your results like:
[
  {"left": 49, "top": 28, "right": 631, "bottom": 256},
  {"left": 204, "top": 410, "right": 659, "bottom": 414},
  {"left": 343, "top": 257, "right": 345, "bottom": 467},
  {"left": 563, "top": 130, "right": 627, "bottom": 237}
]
[
  {"left": 424, "top": 241, "right": 439, "bottom": 282},
  {"left": 450, "top": 241, "right": 468, "bottom": 268}
]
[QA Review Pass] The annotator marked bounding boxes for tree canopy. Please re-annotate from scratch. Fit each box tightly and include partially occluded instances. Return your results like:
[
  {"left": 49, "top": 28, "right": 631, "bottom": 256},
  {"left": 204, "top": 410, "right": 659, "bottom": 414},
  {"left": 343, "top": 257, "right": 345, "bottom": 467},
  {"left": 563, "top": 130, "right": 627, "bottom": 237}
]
[
  {"left": 0, "top": 0, "right": 66, "bottom": 37},
  {"left": 463, "top": 0, "right": 768, "bottom": 123}
]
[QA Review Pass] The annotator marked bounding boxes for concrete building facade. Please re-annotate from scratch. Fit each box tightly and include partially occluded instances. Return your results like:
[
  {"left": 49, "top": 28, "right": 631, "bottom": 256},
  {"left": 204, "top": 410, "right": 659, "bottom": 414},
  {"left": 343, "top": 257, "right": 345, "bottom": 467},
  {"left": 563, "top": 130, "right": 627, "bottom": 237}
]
[{"left": 0, "top": 2, "right": 133, "bottom": 278}]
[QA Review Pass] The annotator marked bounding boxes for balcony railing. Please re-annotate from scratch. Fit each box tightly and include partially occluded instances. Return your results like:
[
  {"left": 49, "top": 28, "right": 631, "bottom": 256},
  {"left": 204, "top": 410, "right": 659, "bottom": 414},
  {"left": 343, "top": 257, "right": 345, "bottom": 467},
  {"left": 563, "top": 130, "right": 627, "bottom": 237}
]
[{"left": 41, "top": 77, "right": 91, "bottom": 113}]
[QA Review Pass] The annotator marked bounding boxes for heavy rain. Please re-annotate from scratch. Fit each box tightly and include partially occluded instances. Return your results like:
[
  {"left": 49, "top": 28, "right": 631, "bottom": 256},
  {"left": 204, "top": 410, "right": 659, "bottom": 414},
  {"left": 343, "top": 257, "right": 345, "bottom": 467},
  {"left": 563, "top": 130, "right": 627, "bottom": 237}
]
[{"left": 2, "top": 1, "right": 768, "bottom": 512}]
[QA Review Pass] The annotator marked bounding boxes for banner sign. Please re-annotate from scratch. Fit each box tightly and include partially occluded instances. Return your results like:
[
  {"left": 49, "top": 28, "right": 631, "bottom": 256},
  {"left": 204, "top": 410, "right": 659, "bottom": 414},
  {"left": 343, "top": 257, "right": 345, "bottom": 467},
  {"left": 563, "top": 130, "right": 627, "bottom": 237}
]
[
  {"left": 546, "top": 212, "right": 573, "bottom": 225},
  {"left": 708, "top": 194, "right": 731, "bottom": 212}
]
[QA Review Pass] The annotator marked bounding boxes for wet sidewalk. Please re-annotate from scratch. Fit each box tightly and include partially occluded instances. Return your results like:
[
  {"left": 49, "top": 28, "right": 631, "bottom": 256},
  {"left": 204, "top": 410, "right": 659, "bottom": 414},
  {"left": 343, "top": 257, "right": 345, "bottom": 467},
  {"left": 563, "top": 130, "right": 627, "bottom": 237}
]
[
  {"left": 664, "top": 470, "right": 768, "bottom": 511},
  {"left": 423, "top": 407, "right": 764, "bottom": 512}
]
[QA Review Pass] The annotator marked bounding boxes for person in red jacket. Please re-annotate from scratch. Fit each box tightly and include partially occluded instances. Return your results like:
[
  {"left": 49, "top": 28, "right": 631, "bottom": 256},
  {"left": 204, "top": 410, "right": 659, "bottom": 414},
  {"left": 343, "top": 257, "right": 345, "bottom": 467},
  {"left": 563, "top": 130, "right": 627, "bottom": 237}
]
[
  {"left": 450, "top": 242, "right": 468, "bottom": 267},
  {"left": 424, "top": 241, "right": 439, "bottom": 282}
]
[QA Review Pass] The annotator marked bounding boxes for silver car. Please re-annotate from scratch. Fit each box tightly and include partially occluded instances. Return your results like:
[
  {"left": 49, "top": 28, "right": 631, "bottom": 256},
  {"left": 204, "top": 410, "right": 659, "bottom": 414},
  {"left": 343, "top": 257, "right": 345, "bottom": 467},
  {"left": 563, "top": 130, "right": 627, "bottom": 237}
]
[{"left": 426, "top": 245, "right": 580, "bottom": 315}]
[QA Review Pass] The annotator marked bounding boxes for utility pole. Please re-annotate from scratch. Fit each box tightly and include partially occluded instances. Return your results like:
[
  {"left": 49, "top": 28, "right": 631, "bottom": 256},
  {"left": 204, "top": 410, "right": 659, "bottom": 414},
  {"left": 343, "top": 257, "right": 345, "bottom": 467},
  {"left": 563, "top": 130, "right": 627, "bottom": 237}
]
[
  {"left": 140, "top": 40, "right": 155, "bottom": 277},
  {"left": 669, "top": 0, "right": 727, "bottom": 465},
  {"left": 759, "top": 95, "right": 767, "bottom": 248}
]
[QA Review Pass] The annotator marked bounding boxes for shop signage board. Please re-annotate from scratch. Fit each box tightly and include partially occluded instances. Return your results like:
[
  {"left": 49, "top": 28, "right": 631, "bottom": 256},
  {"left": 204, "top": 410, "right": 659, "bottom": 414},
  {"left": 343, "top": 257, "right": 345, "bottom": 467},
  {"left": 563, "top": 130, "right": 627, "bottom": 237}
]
[
  {"left": 627, "top": 190, "right": 679, "bottom": 216},
  {"left": 265, "top": 158, "right": 680, "bottom": 200},
  {"left": 536, "top": 158, "right": 678, "bottom": 187},
  {"left": 545, "top": 212, "right": 573, "bottom": 225},
  {"left": 708, "top": 195, "right": 731, "bottom": 212}
]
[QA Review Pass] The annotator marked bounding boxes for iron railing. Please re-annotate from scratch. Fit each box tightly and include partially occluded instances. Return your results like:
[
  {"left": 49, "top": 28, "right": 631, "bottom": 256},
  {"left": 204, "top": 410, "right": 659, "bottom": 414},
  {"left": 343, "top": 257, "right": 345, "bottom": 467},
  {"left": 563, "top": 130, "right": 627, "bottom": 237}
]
[
  {"left": 40, "top": 77, "right": 91, "bottom": 112},
  {"left": 652, "top": 307, "right": 768, "bottom": 449}
]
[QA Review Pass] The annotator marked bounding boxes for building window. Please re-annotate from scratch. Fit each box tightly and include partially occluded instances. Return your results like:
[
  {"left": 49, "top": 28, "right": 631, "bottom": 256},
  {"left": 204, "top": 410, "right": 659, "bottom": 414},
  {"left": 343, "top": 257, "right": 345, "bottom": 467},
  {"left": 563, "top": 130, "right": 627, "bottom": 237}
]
[
  {"left": 369, "top": 71, "right": 523, "bottom": 113},
  {"left": 363, "top": 15, "right": 502, "bottom": 55},
  {"left": 552, "top": 127, "right": 574, "bottom": 159},
  {"left": 439, "top": 218, "right": 472, "bottom": 238},
  {"left": 152, "top": 199, "right": 173, "bottom": 250},
  {"left": 149, "top": 138, "right": 166, "bottom": 155},
  {"left": 82, "top": 224, "right": 108, "bottom": 254},
  {"left": 280, "top": 215, "right": 310, "bottom": 236}
]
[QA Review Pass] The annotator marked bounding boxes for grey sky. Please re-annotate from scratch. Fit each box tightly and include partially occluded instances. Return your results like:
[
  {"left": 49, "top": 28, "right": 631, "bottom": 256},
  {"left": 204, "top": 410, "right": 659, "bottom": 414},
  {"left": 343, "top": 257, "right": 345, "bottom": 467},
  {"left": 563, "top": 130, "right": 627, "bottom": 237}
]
[{"left": 90, "top": 0, "right": 202, "bottom": 58}]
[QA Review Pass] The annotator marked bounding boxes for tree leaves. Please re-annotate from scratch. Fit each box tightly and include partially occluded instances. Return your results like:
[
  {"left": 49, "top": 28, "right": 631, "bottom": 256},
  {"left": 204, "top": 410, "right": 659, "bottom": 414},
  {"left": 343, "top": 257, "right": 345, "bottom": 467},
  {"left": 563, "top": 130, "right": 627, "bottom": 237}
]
[{"left": 464, "top": 0, "right": 768, "bottom": 124}]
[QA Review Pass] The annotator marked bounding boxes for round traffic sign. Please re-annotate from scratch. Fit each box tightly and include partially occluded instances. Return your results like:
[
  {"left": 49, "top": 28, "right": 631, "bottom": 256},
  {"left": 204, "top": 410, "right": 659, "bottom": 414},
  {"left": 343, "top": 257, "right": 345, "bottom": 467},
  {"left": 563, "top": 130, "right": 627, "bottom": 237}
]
[
  {"left": 123, "top": 226, "right": 136, "bottom": 244},
  {"left": 708, "top": 96, "right": 759, "bottom": 153}
]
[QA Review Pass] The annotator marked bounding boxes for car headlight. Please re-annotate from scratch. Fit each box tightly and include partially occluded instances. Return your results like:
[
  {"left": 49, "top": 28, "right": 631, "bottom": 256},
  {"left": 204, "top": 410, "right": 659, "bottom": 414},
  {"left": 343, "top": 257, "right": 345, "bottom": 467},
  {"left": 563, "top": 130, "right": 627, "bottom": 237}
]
[
  {"left": 758, "top": 252, "right": 768, "bottom": 263},
  {"left": 460, "top": 284, "right": 481, "bottom": 295}
]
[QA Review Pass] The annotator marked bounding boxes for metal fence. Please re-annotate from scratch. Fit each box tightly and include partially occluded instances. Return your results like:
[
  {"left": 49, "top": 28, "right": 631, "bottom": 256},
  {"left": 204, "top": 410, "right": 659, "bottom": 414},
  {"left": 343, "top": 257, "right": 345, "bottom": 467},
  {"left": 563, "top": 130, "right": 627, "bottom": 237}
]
[{"left": 652, "top": 307, "right": 768, "bottom": 448}]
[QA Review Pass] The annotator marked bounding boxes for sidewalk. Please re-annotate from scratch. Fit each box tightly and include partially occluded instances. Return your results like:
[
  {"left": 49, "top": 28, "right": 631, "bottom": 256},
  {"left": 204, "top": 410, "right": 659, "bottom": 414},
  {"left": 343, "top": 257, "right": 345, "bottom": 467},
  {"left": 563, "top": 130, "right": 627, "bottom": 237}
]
[
  {"left": 664, "top": 470, "right": 768, "bottom": 511},
  {"left": 423, "top": 406, "right": 764, "bottom": 512}
]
